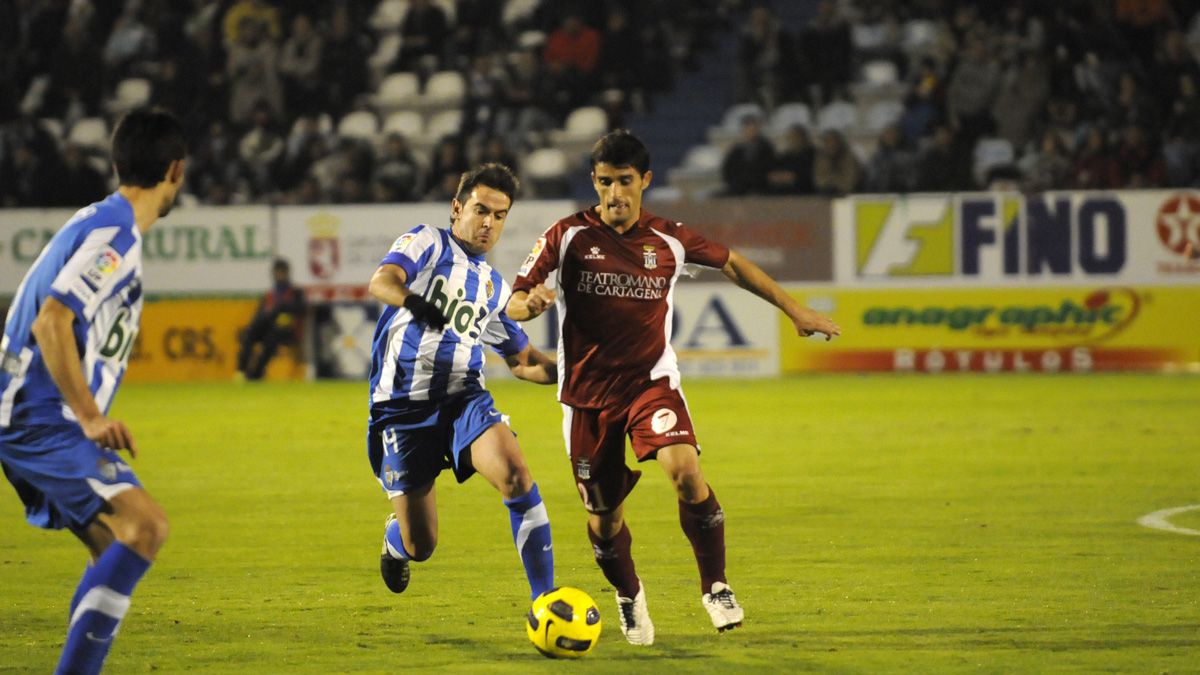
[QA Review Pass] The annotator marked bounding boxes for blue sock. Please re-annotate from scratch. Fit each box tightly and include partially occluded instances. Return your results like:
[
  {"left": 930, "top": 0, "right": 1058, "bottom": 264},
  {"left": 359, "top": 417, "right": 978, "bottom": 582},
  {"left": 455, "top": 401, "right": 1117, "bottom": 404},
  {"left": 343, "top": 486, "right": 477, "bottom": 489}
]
[
  {"left": 384, "top": 517, "right": 412, "bottom": 560},
  {"left": 57, "top": 542, "right": 151, "bottom": 675},
  {"left": 504, "top": 483, "right": 554, "bottom": 599}
]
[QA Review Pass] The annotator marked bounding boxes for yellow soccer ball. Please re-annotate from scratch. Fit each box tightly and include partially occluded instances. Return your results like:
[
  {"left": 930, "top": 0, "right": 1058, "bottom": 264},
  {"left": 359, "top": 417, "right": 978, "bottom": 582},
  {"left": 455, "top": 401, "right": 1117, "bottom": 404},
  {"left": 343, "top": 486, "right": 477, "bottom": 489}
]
[{"left": 526, "top": 587, "right": 602, "bottom": 658}]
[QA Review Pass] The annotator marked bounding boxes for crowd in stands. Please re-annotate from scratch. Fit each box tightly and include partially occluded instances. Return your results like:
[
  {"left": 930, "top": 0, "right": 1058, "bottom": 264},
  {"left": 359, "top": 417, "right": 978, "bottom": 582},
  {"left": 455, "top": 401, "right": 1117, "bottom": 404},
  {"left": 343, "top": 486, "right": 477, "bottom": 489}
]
[
  {"left": 721, "top": 0, "right": 1200, "bottom": 196},
  {"left": 0, "top": 0, "right": 732, "bottom": 207}
]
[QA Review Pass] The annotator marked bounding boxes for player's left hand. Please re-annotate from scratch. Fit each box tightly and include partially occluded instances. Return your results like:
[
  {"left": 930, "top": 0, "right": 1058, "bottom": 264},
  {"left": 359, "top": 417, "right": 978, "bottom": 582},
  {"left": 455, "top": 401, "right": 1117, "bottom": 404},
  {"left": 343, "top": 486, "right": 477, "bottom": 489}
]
[
  {"left": 795, "top": 314, "right": 841, "bottom": 341},
  {"left": 81, "top": 414, "right": 139, "bottom": 458},
  {"left": 1185, "top": 241, "right": 1199, "bottom": 260}
]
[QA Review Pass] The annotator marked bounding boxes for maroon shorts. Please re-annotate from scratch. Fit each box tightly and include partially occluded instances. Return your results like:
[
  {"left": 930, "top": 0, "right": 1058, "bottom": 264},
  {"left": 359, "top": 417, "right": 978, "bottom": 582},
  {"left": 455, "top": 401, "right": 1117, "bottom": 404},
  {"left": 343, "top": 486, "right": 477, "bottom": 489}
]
[{"left": 563, "top": 380, "right": 699, "bottom": 514}]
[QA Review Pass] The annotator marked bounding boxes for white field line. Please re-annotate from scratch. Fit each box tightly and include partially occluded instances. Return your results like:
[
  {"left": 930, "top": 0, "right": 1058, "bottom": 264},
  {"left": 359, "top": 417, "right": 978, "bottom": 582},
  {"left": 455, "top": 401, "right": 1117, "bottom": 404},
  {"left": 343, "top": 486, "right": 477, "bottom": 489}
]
[{"left": 1137, "top": 504, "right": 1200, "bottom": 536}]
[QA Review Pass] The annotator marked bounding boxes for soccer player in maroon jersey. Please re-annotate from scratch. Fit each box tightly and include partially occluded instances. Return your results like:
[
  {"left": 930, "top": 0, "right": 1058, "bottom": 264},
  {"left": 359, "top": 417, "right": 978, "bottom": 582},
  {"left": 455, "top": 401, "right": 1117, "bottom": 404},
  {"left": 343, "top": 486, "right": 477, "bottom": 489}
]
[{"left": 506, "top": 130, "right": 840, "bottom": 644}]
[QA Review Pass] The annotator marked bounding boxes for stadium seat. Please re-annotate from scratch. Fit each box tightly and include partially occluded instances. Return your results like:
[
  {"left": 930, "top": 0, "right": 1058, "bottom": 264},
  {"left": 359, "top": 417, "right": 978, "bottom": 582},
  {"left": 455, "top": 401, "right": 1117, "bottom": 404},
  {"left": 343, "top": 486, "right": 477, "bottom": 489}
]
[
  {"left": 902, "top": 19, "right": 938, "bottom": 55},
  {"left": 39, "top": 117, "right": 64, "bottom": 146},
  {"left": 369, "top": 0, "right": 408, "bottom": 32},
  {"left": 817, "top": 101, "right": 859, "bottom": 132},
  {"left": 382, "top": 110, "right": 423, "bottom": 139},
  {"left": 973, "top": 137, "right": 1015, "bottom": 187},
  {"left": 424, "top": 109, "right": 463, "bottom": 140},
  {"left": 644, "top": 185, "right": 683, "bottom": 203},
  {"left": 550, "top": 106, "right": 608, "bottom": 165},
  {"left": 667, "top": 144, "right": 724, "bottom": 200},
  {"left": 861, "top": 60, "right": 899, "bottom": 87},
  {"left": 864, "top": 100, "right": 904, "bottom": 132},
  {"left": 707, "top": 102, "right": 766, "bottom": 149},
  {"left": 517, "top": 30, "right": 545, "bottom": 50},
  {"left": 373, "top": 72, "right": 420, "bottom": 112},
  {"left": 503, "top": 0, "right": 539, "bottom": 29},
  {"left": 767, "top": 102, "right": 812, "bottom": 136},
  {"left": 337, "top": 111, "right": 379, "bottom": 141},
  {"left": 368, "top": 33, "right": 403, "bottom": 79},
  {"left": 523, "top": 147, "right": 570, "bottom": 197},
  {"left": 852, "top": 23, "right": 887, "bottom": 52},
  {"left": 105, "top": 78, "right": 152, "bottom": 115},
  {"left": 418, "top": 71, "right": 465, "bottom": 112},
  {"left": 67, "top": 117, "right": 109, "bottom": 152}
]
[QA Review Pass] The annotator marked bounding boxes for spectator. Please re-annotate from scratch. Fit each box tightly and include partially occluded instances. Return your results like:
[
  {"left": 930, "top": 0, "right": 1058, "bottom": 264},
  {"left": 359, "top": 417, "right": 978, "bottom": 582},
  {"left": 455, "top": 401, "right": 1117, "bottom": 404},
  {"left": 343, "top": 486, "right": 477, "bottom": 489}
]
[
  {"left": 477, "top": 135, "right": 519, "bottom": 176},
  {"left": 48, "top": 16, "right": 105, "bottom": 119},
  {"left": 56, "top": 143, "right": 109, "bottom": 207},
  {"left": 451, "top": 0, "right": 504, "bottom": 57},
  {"left": 238, "top": 101, "right": 285, "bottom": 196},
  {"left": 496, "top": 45, "right": 558, "bottom": 145},
  {"left": 319, "top": 4, "right": 371, "bottom": 119},
  {"left": 737, "top": 4, "right": 801, "bottom": 111},
  {"left": 767, "top": 124, "right": 815, "bottom": 195},
  {"left": 222, "top": 0, "right": 281, "bottom": 47},
  {"left": 279, "top": 13, "right": 323, "bottom": 117},
  {"left": 1164, "top": 73, "right": 1200, "bottom": 186},
  {"left": 802, "top": 1, "right": 852, "bottom": 105},
  {"left": 597, "top": 7, "right": 645, "bottom": 103},
  {"left": 426, "top": 135, "right": 470, "bottom": 197},
  {"left": 1020, "top": 129, "right": 1073, "bottom": 192},
  {"left": 721, "top": 114, "right": 775, "bottom": 196},
  {"left": 865, "top": 125, "right": 917, "bottom": 193},
  {"left": 813, "top": 129, "right": 862, "bottom": 196},
  {"left": 397, "top": 0, "right": 450, "bottom": 73},
  {"left": 993, "top": 52, "right": 1049, "bottom": 152},
  {"left": 226, "top": 16, "right": 283, "bottom": 126},
  {"left": 237, "top": 258, "right": 306, "bottom": 381},
  {"left": 917, "top": 125, "right": 973, "bottom": 192},
  {"left": 463, "top": 52, "right": 504, "bottom": 137},
  {"left": 543, "top": 14, "right": 601, "bottom": 111},
  {"left": 1114, "top": 123, "right": 1166, "bottom": 187},
  {"left": 374, "top": 133, "right": 424, "bottom": 202},
  {"left": 1072, "top": 125, "right": 1121, "bottom": 189},
  {"left": 947, "top": 37, "right": 1000, "bottom": 145}
]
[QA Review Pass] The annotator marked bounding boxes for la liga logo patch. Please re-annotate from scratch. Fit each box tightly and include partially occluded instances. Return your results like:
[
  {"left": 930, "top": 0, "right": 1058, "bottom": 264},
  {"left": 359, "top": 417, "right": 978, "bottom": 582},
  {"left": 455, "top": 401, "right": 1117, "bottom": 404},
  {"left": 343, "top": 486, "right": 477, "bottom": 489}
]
[{"left": 84, "top": 246, "right": 122, "bottom": 288}]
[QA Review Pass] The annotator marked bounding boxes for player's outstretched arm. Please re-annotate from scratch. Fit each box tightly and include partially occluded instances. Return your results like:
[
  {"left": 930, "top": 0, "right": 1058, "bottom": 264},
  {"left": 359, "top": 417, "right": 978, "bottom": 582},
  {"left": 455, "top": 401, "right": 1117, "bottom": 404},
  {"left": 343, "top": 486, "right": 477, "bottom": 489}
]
[
  {"left": 505, "top": 344, "right": 557, "bottom": 384},
  {"left": 505, "top": 284, "right": 556, "bottom": 322},
  {"left": 721, "top": 250, "right": 841, "bottom": 341},
  {"left": 370, "top": 263, "right": 447, "bottom": 329},
  {"left": 31, "top": 298, "right": 138, "bottom": 456}
]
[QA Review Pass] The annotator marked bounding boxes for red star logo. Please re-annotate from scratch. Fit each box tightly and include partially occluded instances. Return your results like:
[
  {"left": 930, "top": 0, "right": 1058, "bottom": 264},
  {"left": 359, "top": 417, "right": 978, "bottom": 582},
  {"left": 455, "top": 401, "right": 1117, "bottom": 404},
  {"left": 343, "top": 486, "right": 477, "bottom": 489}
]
[{"left": 1156, "top": 193, "right": 1200, "bottom": 256}]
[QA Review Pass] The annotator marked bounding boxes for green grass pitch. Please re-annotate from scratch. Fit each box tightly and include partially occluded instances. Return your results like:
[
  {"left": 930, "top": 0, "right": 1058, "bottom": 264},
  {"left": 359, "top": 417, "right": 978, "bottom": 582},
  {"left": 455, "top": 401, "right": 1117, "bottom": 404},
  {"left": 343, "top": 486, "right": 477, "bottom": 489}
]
[{"left": 1, "top": 374, "right": 1198, "bottom": 673}]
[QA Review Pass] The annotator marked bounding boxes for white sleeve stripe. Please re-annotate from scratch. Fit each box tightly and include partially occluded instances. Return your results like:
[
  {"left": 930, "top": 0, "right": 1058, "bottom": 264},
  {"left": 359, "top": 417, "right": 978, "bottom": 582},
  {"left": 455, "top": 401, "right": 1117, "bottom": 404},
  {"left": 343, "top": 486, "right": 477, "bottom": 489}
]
[{"left": 49, "top": 226, "right": 122, "bottom": 295}]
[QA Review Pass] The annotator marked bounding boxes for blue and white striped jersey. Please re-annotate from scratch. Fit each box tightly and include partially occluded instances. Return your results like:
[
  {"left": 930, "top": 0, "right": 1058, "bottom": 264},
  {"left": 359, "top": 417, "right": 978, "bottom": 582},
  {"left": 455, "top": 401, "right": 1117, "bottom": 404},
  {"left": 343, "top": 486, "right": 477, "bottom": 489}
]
[
  {"left": 1, "top": 193, "right": 144, "bottom": 428},
  {"left": 369, "top": 224, "right": 529, "bottom": 404}
]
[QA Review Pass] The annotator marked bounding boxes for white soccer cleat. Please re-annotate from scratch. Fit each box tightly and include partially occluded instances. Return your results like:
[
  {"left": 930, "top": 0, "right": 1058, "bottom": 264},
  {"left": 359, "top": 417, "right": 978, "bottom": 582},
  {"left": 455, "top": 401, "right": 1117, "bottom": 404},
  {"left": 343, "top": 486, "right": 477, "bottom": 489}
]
[
  {"left": 616, "top": 582, "right": 655, "bottom": 646},
  {"left": 702, "top": 581, "right": 744, "bottom": 632}
]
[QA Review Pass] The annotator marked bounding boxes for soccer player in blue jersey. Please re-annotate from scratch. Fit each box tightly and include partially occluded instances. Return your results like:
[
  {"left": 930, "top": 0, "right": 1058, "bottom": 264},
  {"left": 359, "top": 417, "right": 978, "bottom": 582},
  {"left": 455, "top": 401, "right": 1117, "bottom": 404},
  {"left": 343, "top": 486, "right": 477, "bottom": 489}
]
[
  {"left": 368, "top": 163, "right": 559, "bottom": 601},
  {"left": 0, "top": 108, "right": 186, "bottom": 674}
]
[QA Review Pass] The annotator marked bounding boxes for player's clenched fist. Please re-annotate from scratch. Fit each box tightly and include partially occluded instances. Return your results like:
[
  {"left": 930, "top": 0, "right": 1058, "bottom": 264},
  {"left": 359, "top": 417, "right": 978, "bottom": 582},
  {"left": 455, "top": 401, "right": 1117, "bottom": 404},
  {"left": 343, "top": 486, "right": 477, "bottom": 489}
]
[
  {"left": 403, "top": 294, "right": 449, "bottom": 330},
  {"left": 524, "top": 284, "right": 556, "bottom": 318}
]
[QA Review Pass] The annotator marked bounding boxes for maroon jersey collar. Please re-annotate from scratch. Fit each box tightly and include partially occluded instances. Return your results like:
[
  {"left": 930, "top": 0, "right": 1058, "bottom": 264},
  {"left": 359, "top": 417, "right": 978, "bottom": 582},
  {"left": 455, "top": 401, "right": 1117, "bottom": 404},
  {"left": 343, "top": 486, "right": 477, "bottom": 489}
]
[{"left": 584, "top": 205, "right": 656, "bottom": 234}]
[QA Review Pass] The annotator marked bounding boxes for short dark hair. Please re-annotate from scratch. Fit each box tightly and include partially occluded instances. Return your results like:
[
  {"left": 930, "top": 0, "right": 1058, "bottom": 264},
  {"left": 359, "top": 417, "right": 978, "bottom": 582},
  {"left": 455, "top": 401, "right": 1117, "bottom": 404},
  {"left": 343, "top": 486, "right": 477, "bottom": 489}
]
[
  {"left": 272, "top": 258, "right": 290, "bottom": 273},
  {"left": 590, "top": 129, "right": 650, "bottom": 174},
  {"left": 454, "top": 163, "right": 520, "bottom": 205},
  {"left": 111, "top": 108, "right": 187, "bottom": 188}
]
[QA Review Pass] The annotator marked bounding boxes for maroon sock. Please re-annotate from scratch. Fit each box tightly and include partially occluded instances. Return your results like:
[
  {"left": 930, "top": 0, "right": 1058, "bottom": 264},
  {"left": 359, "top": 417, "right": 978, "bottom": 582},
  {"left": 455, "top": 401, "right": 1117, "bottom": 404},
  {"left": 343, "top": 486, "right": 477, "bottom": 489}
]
[
  {"left": 679, "top": 486, "right": 727, "bottom": 593},
  {"left": 587, "top": 523, "right": 640, "bottom": 599}
]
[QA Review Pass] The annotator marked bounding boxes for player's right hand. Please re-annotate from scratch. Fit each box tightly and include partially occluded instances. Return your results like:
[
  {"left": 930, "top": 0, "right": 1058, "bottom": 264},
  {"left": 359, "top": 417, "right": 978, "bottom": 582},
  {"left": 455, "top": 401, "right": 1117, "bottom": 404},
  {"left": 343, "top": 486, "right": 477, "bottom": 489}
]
[
  {"left": 525, "top": 284, "right": 556, "bottom": 317},
  {"left": 403, "top": 294, "right": 448, "bottom": 330},
  {"left": 81, "top": 415, "right": 139, "bottom": 458}
]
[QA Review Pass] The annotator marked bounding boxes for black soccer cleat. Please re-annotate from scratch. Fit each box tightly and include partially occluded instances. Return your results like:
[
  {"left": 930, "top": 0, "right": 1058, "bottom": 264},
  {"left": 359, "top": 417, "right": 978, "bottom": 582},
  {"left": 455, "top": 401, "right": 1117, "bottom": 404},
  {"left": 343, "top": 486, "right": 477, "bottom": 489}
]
[
  {"left": 380, "top": 554, "right": 410, "bottom": 593},
  {"left": 380, "top": 513, "right": 411, "bottom": 593}
]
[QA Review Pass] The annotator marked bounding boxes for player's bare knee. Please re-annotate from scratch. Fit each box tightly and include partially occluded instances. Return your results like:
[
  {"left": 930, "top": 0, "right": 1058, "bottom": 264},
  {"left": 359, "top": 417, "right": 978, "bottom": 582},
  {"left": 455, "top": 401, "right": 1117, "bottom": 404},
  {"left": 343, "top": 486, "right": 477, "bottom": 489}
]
[
  {"left": 672, "top": 468, "right": 707, "bottom": 502},
  {"left": 119, "top": 510, "right": 169, "bottom": 556},
  {"left": 501, "top": 463, "right": 533, "bottom": 499}
]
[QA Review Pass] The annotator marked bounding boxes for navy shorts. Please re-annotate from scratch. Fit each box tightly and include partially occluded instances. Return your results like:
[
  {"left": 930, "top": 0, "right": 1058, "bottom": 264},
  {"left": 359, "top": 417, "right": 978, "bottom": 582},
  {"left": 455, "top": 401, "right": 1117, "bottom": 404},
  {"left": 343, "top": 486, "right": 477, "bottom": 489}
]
[
  {"left": 368, "top": 389, "right": 510, "bottom": 498},
  {"left": 1, "top": 422, "right": 143, "bottom": 531}
]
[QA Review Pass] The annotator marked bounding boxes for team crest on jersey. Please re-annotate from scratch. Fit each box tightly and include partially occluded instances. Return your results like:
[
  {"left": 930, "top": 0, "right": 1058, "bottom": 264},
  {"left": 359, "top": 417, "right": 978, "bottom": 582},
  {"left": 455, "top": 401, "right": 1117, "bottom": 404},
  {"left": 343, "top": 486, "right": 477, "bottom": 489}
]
[
  {"left": 390, "top": 232, "right": 418, "bottom": 253},
  {"left": 84, "top": 246, "right": 122, "bottom": 289},
  {"left": 486, "top": 278, "right": 495, "bottom": 299},
  {"left": 642, "top": 245, "right": 658, "bottom": 270},
  {"left": 576, "top": 458, "right": 591, "bottom": 480},
  {"left": 518, "top": 237, "right": 546, "bottom": 277}
]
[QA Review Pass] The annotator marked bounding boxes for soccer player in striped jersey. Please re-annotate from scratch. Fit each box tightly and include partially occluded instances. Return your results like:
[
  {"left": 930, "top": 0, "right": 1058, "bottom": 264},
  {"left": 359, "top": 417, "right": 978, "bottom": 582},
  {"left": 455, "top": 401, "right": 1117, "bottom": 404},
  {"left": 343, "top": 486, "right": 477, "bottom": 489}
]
[
  {"left": 369, "top": 163, "right": 558, "bottom": 601},
  {"left": 507, "top": 130, "right": 840, "bottom": 643},
  {"left": 0, "top": 108, "right": 186, "bottom": 674}
]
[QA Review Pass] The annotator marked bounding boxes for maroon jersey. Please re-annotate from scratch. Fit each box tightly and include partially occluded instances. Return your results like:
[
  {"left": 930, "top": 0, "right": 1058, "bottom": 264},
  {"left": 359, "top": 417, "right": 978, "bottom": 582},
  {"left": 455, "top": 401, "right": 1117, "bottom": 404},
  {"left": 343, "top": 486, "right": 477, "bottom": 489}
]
[{"left": 514, "top": 207, "right": 730, "bottom": 408}]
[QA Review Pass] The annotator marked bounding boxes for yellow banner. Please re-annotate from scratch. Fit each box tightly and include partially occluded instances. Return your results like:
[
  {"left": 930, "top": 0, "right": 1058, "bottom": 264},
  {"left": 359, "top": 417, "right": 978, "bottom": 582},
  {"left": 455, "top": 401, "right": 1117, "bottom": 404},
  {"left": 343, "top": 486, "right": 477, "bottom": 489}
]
[
  {"left": 782, "top": 286, "right": 1200, "bottom": 373},
  {"left": 126, "top": 299, "right": 258, "bottom": 382}
]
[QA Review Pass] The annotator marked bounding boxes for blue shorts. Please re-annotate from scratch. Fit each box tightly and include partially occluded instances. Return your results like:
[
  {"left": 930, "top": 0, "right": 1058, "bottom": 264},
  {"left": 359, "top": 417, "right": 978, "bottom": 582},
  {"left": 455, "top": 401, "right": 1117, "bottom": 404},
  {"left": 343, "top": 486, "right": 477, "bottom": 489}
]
[
  {"left": 0, "top": 423, "right": 143, "bottom": 532},
  {"left": 367, "top": 389, "right": 510, "bottom": 498}
]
